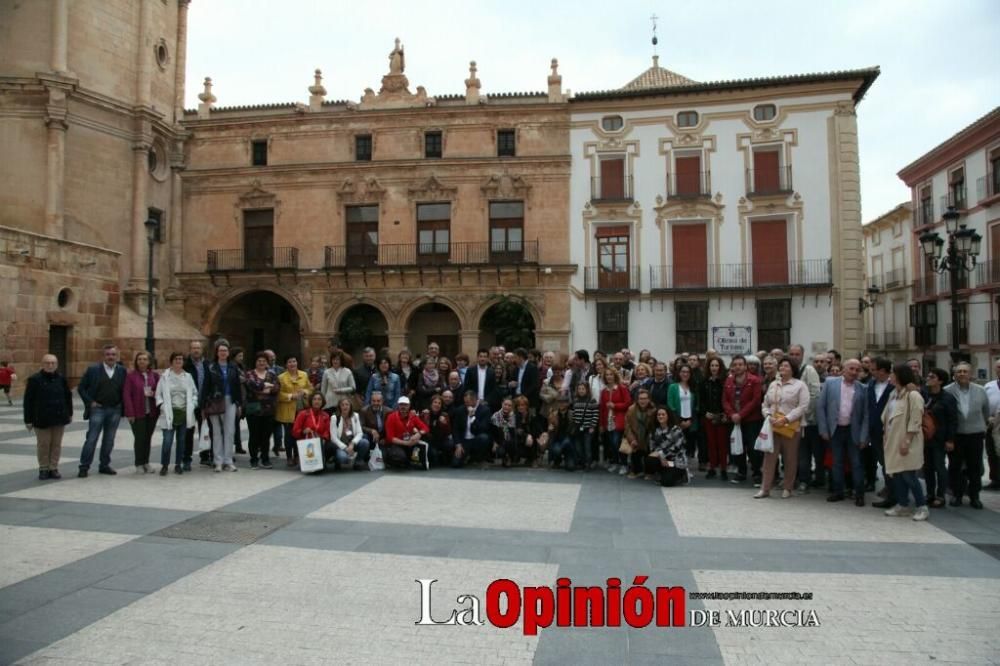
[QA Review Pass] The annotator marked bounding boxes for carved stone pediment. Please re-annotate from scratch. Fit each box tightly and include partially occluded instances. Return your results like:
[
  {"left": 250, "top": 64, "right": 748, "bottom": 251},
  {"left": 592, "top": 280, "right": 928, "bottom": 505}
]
[
  {"left": 480, "top": 173, "right": 531, "bottom": 201},
  {"left": 408, "top": 175, "right": 456, "bottom": 201},
  {"left": 357, "top": 38, "right": 436, "bottom": 110},
  {"left": 654, "top": 193, "right": 724, "bottom": 224},
  {"left": 236, "top": 179, "right": 276, "bottom": 208},
  {"left": 337, "top": 177, "right": 386, "bottom": 203}
]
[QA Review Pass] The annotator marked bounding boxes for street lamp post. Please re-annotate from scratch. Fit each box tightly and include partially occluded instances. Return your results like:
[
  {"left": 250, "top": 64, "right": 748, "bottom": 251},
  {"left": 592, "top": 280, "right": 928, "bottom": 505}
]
[
  {"left": 918, "top": 206, "right": 982, "bottom": 364},
  {"left": 144, "top": 217, "right": 160, "bottom": 358}
]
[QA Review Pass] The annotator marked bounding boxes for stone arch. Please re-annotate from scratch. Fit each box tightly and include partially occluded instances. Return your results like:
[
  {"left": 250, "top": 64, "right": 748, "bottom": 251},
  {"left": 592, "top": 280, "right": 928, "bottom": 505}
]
[
  {"left": 205, "top": 285, "right": 310, "bottom": 337},
  {"left": 334, "top": 303, "right": 391, "bottom": 358},
  {"left": 470, "top": 295, "right": 544, "bottom": 333},
  {"left": 208, "top": 287, "right": 308, "bottom": 362},
  {"left": 477, "top": 297, "right": 538, "bottom": 351},
  {"left": 328, "top": 297, "right": 394, "bottom": 334},
  {"left": 401, "top": 297, "right": 464, "bottom": 360},
  {"left": 396, "top": 294, "right": 470, "bottom": 332}
]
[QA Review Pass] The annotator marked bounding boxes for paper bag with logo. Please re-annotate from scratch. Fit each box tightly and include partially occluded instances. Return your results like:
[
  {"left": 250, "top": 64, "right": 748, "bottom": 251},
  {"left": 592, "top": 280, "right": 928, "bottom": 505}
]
[
  {"left": 296, "top": 437, "right": 324, "bottom": 473},
  {"left": 368, "top": 444, "right": 385, "bottom": 471}
]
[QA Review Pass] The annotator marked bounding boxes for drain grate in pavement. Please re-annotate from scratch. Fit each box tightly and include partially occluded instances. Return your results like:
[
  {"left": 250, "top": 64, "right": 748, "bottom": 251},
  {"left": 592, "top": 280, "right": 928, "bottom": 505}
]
[
  {"left": 970, "top": 543, "right": 1000, "bottom": 562},
  {"left": 153, "top": 511, "right": 293, "bottom": 545}
]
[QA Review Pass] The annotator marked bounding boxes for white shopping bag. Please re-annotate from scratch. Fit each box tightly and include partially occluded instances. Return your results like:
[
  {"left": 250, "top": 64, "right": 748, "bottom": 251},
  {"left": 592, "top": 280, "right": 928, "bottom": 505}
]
[
  {"left": 754, "top": 419, "right": 774, "bottom": 453},
  {"left": 413, "top": 441, "right": 430, "bottom": 470},
  {"left": 296, "top": 437, "right": 324, "bottom": 473},
  {"left": 369, "top": 444, "right": 385, "bottom": 471},
  {"left": 198, "top": 428, "right": 211, "bottom": 452},
  {"left": 729, "top": 426, "right": 744, "bottom": 456}
]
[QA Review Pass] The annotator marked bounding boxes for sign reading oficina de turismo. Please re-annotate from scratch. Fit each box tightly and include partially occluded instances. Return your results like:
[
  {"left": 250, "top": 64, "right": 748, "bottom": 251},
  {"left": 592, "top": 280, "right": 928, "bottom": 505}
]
[{"left": 712, "top": 325, "right": 753, "bottom": 356}]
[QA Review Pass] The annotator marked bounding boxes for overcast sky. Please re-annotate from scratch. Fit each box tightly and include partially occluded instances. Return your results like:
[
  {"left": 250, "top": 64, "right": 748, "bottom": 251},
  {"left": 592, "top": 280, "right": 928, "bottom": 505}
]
[{"left": 185, "top": 0, "right": 1000, "bottom": 223}]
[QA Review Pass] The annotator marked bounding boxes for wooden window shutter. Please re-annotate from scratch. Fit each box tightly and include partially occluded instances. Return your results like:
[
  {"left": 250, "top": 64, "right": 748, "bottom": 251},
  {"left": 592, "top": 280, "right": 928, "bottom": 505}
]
[
  {"left": 600, "top": 158, "right": 625, "bottom": 199},
  {"left": 675, "top": 155, "right": 701, "bottom": 196},
  {"left": 672, "top": 224, "right": 707, "bottom": 287},
  {"left": 751, "top": 219, "right": 788, "bottom": 285}
]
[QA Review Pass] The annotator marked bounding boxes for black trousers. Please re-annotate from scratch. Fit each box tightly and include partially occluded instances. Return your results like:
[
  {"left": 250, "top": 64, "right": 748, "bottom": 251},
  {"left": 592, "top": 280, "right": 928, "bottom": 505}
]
[
  {"left": 246, "top": 414, "right": 273, "bottom": 465},
  {"left": 130, "top": 414, "right": 157, "bottom": 466},
  {"left": 731, "top": 420, "right": 763, "bottom": 477},
  {"left": 949, "top": 432, "right": 985, "bottom": 501},
  {"left": 184, "top": 409, "right": 213, "bottom": 464}
]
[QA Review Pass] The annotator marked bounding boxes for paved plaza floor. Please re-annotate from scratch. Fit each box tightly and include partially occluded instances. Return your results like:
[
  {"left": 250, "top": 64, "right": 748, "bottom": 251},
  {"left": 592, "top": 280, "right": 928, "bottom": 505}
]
[{"left": 0, "top": 400, "right": 999, "bottom": 665}]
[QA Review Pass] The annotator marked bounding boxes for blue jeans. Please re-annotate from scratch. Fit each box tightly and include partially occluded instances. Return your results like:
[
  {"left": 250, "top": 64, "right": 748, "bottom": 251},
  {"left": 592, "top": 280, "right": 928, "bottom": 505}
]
[
  {"left": 797, "top": 425, "right": 825, "bottom": 485},
  {"left": 80, "top": 406, "right": 121, "bottom": 471},
  {"left": 924, "top": 439, "right": 949, "bottom": 499},
  {"left": 605, "top": 430, "right": 623, "bottom": 465},
  {"left": 334, "top": 438, "right": 370, "bottom": 468},
  {"left": 830, "top": 425, "right": 864, "bottom": 496},
  {"left": 161, "top": 426, "right": 189, "bottom": 467},
  {"left": 549, "top": 436, "right": 573, "bottom": 468},
  {"left": 457, "top": 434, "right": 491, "bottom": 463},
  {"left": 571, "top": 431, "right": 593, "bottom": 467},
  {"left": 892, "top": 470, "right": 926, "bottom": 508}
]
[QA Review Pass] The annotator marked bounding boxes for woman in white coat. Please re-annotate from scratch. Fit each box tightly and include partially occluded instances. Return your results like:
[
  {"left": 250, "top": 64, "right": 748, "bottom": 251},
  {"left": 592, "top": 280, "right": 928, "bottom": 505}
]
[
  {"left": 156, "top": 352, "right": 198, "bottom": 476},
  {"left": 330, "top": 397, "right": 370, "bottom": 470}
]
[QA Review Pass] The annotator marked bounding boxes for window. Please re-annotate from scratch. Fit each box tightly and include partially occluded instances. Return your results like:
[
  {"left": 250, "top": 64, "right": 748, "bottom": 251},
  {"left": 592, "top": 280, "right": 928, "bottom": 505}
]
[
  {"left": 424, "top": 131, "right": 442, "bottom": 158},
  {"left": 753, "top": 104, "right": 776, "bottom": 121},
  {"left": 154, "top": 39, "right": 169, "bottom": 70},
  {"left": 346, "top": 204, "right": 379, "bottom": 267},
  {"left": 596, "top": 157, "right": 628, "bottom": 200},
  {"left": 910, "top": 302, "right": 937, "bottom": 347},
  {"left": 601, "top": 115, "right": 624, "bottom": 131},
  {"left": 991, "top": 150, "right": 1000, "bottom": 197},
  {"left": 497, "top": 129, "right": 516, "bottom": 157},
  {"left": 672, "top": 223, "right": 707, "bottom": 288},
  {"left": 675, "top": 301, "right": 708, "bottom": 353},
  {"left": 677, "top": 111, "right": 698, "bottom": 128},
  {"left": 949, "top": 167, "right": 966, "bottom": 209},
  {"left": 595, "top": 227, "right": 631, "bottom": 289},
  {"left": 489, "top": 201, "right": 524, "bottom": 263},
  {"left": 243, "top": 209, "right": 274, "bottom": 269},
  {"left": 251, "top": 140, "right": 268, "bottom": 166},
  {"left": 672, "top": 153, "right": 704, "bottom": 197},
  {"left": 597, "top": 302, "right": 629, "bottom": 353},
  {"left": 750, "top": 149, "right": 785, "bottom": 195},
  {"left": 751, "top": 219, "right": 788, "bottom": 285},
  {"left": 355, "top": 134, "right": 372, "bottom": 162},
  {"left": 757, "top": 299, "right": 791, "bottom": 352},
  {"left": 416, "top": 202, "right": 451, "bottom": 264},
  {"left": 919, "top": 186, "right": 933, "bottom": 226}
]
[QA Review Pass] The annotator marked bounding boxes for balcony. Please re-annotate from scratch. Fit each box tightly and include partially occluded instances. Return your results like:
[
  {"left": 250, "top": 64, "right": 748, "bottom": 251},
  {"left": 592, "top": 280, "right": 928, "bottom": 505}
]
[
  {"left": 977, "top": 170, "right": 1000, "bottom": 203},
  {"left": 666, "top": 171, "right": 712, "bottom": 199},
  {"left": 940, "top": 183, "right": 967, "bottom": 212},
  {"left": 987, "top": 320, "right": 999, "bottom": 346},
  {"left": 584, "top": 266, "right": 640, "bottom": 292},
  {"left": 883, "top": 268, "right": 906, "bottom": 289},
  {"left": 946, "top": 323, "right": 969, "bottom": 346},
  {"left": 918, "top": 200, "right": 934, "bottom": 227},
  {"left": 323, "top": 240, "right": 539, "bottom": 270},
  {"left": 977, "top": 260, "right": 1000, "bottom": 288},
  {"left": 649, "top": 259, "right": 832, "bottom": 292},
  {"left": 207, "top": 247, "right": 298, "bottom": 272},
  {"left": 746, "top": 165, "right": 793, "bottom": 197},
  {"left": 590, "top": 174, "right": 634, "bottom": 203}
]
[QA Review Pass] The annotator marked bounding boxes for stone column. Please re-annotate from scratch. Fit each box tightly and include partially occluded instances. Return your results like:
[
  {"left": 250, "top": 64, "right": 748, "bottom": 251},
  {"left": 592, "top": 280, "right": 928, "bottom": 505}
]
[
  {"left": 130, "top": 143, "right": 150, "bottom": 286},
  {"left": 50, "top": 0, "right": 68, "bottom": 73},
  {"left": 387, "top": 331, "right": 407, "bottom": 355},
  {"left": 829, "top": 101, "right": 864, "bottom": 354},
  {"left": 173, "top": 0, "right": 191, "bottom": 122},
  {"left": 135, "top": 0, "right": 152, "bottom": 107},
  {"left": 169, "top": 166, "right": 183, "bottom": 281},
  {"left": 44, "top": 91, "right": 68, "bottom": 239},
  {"left": 458, "top": 329, "right": 480, "bottom": 357}
]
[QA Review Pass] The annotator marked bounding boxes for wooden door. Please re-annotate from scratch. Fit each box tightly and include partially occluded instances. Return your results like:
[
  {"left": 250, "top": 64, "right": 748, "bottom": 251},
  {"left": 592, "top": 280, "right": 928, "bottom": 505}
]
[
  {"left": 672, "top": 224, "right": 707, "bottom": 287},
  {"left": 751, "top": 219, "right": 788, "bottom": 285},
  {"left": 675, "top": 155, "right": 701, "bottom": 196},
  {"left": 600, "top": 158, "right": 625, "bottom": 199},
  {"left": 753, "top": 151, "right": 780, "bottom": 194},
  {"left": 243, "top": 209, "right": 274, "bottom": 269}
]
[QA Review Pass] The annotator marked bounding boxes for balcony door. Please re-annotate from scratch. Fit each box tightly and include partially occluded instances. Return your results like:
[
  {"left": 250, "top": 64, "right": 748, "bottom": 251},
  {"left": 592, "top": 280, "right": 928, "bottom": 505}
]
[
  {"left": 753, "top": 150, "right": 780, "bottom": 194},
  {"left": 675, "top": 154, "right": 702, "bottom": 197},
  {"left": 346, "top": 204, "right": 379, "bottom": 267},
  {"left": 751, "top": 219, "right": 788, "bottom": 285},
  {"left": 417, "top": 203, "right": 451, "bottom": 266},
  {"left": 597, "top": 227, "right": 630, "bottom": 289},
  {"left": 600, "top": 158, "right": 625, "bottom": 200},
  {"left": 243, "top": 209, "right": 274, "bottom": 270},
  {"left": 672, "top": 223, "right": 707, "bottom": 288}
]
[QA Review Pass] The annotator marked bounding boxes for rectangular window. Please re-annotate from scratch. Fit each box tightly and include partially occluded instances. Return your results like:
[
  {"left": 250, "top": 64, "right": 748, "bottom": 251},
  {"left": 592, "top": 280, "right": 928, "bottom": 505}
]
[
  {"left": 675, "top": 301, "right": 708, "bottom": 354},
  {"left": 346, "top": 204, "right": 379, "bottom": 267},
  {"left": 425, "top": 131, "right": 442, "bottom": 158},
  {"left": 243, "top": 208, "right": 274, "bottom": 269},
  {"left": 751, "top": 219, "right": 788, "bottom": 285},
  {"left": 673, "top": 154, "right": 703, "bottom": 197},
  {"left": 751, "top": 149, "right": 781, "bottom": 194},
  {"left": 596, "top": 227, "right": 631, "bottom": 289},
  {"left": 251, "top": 139, "right": 268, "bottom": 166},
  {"left": 672, "top": 223, "right": 707, "bottom": 288},
  {"left": 949, "top": 167, "right": 966, "bottom": 209},
  {"left": 919, "top": 186, "right": 933, "bottom": 226},
  {"left": 598, "top": 157, "right": 626, "bottom": 200},
  {"left": 489, "top": 201, "right": 524, "bottom": 263},
  {"left": 597, "top": 302, "right": 629, "bottom": 353},
  {"left": 416, "top": 202, "right": 450, "bottom": 264},
  {"left": 355, "top": 134, "right": 372, "bottom": 161},
  {"left": 757, "top": 299, "right": 791, "bottom": 352},
  {"left": 497, "top": 129, "right": 516, "bottom": 157},
  {"left": 991, "top": 151, "right": 1000, "bottom": 197},
  {"left": 910, "top": 302, "right": 938, "bottom": 347}
]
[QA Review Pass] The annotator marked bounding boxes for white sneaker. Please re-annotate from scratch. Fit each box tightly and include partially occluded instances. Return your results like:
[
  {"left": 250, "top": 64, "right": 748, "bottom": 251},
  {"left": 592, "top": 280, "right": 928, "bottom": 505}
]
[
  {"left": 884, "top": 504, "right": 913, "bottom": 517},
  {"left": 214, "top": 465, "right": 223, "bottom": 473},
  {"left": 781, "top": 490, "right": 792, "bottom": 499},
  {"left": 225, "top": 464, "right": 238, "bottom": 472},
  {"left": 753, "top": 490, "right": 769, "bottom": 499},
  {"left": 618, "top": 466, "right": 627, "bottom": 475},
  {"left": 912, "top": 506, "right": 930, "bottom": 521},
  {"left": 607, "top": 464, "right": 619, "bottom": 473}
]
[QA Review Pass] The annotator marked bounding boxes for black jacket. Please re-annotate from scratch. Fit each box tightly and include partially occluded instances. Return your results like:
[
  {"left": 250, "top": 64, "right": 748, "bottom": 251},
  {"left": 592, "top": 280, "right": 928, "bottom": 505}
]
[
  {"left": 514, "top": 361, "right": 541, "bottom": 408},
  {"left": 699, "top": 376, "right": 726, "bottom": 419},
  {"left": 449, "top": 403, "right": 492, "bottom": 440},
  {"left": 24, "top": 370, "right": 73, "bottom": 428},
  {"left": 462, "top": 365, "right": 501, "bottom": 411},
  {"left": 183, "top": 356, "right": 211, "bottom": 394},
  {"left": 201, "top": 362, "right": 244, "bottom": 408},
  {"left": 922, "top": 388, "right": 958, "bottom": 446}
]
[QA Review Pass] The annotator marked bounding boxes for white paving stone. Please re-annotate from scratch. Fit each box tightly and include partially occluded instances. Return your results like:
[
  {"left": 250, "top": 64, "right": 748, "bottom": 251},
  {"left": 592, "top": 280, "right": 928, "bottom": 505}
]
[
  {"left": 4, "top": 463, "right": 298, "bottom": 512},
  {"left": 309, "top": 476, "right": 581, "bottom": 532},
  {"left": 692, "top": 569, "right": 1000, "bottom": 665},
  {"left": 0, "top": 454, "right": 73, "bottom": 475},
  {"left": 0, "top": 525, "right": 134, "bottom": 588},
  {"left": 19, "top": 545, "right": 559, "bottom": 665},
  {"left": 665, "top": 486, "right": 963, "bottom": 543}
]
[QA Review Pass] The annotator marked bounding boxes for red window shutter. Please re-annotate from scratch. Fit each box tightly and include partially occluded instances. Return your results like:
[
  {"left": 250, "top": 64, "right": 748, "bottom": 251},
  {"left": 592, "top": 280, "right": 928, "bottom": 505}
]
[
  {"left": 672, "top": 224, "right": 707, "bottom": 287},
  {"left": 600, "top": 159, "right": 625, "bottom": 199},
  {"left": 751, "top": 219, "right": 788, "bottom": 285},
  {"left": 753, "top": 151, "right": 780, "bottom": 193},
  {"left": 675, "top": 156, "right": 701, "bottom": 196}
]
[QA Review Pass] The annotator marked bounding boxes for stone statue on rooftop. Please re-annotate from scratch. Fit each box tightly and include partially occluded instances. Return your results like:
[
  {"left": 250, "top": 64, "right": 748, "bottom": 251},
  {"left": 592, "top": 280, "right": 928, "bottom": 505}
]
[{"left": 389, "top": 38, "right": 405, "bottom": 75}]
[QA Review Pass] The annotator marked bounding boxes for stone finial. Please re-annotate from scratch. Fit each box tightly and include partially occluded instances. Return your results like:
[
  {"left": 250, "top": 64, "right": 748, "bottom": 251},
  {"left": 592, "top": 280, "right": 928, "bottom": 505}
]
[
  {"left": 465, "top": 60, "right": 481, "bottom": 105},
  {"left": 309, "top": 68, "right": 327, "bottom": 111},
  {"left": 547, "top": 58, "right": 563, "bottom": 103},
  {"left": 197, "top": 77, "right": 216, "bottom": 118}
]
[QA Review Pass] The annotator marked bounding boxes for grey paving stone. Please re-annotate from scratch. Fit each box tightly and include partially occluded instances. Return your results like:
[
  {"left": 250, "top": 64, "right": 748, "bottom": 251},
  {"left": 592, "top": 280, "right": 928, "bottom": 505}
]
[
  {"left": 0, "top": 509, "right": 47, "bottom": 526},
  {"left": 548, "top": 546, "right": 652, "bottom": 570},
  {"left": 91, "top": 555, "right": 223, "bottom": 593},
  {"left": 0, "top": 567, "right": 108, "bottom": 617},
  {"left": 257, "top": 529, "right": 369, "bottom": 552},
  {"left": 0, "top": 637, "right": 48, "bottom": 666},
  {"left": 627, "top": 626, "right": 722, "bottom": 658},
  {"left": 355, "top": 534, "right": 454, "bottom": 558},
  {"left": 0, "top": 587, "right": 143, "bottom": 645},
  {"left": 448, "top": 541, "right": 550, "bottom": 564},
  {"left": 533, "top": 627, "right": 628, "bottom": 665}
]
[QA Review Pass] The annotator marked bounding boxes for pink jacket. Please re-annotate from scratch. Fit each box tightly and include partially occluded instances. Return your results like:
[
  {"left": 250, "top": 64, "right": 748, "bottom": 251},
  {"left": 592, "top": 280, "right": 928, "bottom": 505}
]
[{"left": 123, "top": 370, "right": 161, "bottom": 420}]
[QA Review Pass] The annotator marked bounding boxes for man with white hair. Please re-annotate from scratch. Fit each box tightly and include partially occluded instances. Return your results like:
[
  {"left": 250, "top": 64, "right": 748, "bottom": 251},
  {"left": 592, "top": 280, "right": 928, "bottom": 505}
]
[{"left": 945, "top": 362, "right": 989, "bottom": 509}]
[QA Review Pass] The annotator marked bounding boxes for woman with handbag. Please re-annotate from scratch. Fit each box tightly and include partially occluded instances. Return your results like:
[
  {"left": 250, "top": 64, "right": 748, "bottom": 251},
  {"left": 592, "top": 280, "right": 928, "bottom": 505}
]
[
  {"left": 328, "top": 396, "right": 368, "bottom": 470},
  {"left": 123, "top": 350, "right": 160, "bottom": 473},
  {"left": 667, "top": 364, "right": 699, "bottom": 462},
  {"left": 244, "top": 351, "right": 279, "bottom": 469},
  {"left": 202, "top": 339, "right": 243, "bottom": 472},
  {"left": 277, "top": 355, "right": 313, "bottom": 468},
  {"left": 599, "top": 367, "right": 632, "bottom": 475},
  {"left": 421, "top": 394, "right": 454, "bottom": 468},
  {"left": 321, "top": 352, "right": 356, "bottom": 415},
  {"left": 921, "top": 368, "right": 958, "bottom": 509},
  {"left": 755, "top": 358, "right": 809, "bottom": 499},
  {"left": 623, "top": 388, "right": 656, "bottom": 479},
  {"left": 700, "top": 357, "right": 729, "bottom": 481},
  {"left": 882, "top": 363, "right": 929, "bottom": 520}
]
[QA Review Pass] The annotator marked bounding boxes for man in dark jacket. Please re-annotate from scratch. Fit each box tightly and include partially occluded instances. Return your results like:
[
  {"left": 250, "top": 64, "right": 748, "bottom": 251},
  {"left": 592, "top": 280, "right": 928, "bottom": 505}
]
[
  {"left": 865, "top": 357, "right": 896, "bottom": 507},
  {"left": 450, "top": 390, "right": 493, "bottom": 466},
  {"left": 463, "top": 349, "right": 501, "bottom": 412},
  {"left": 24, "top": 354, "right": 73, "bottom": 480},
  {"left": 510, "top": 348, "right": 540, "bottom": 410},
  {"left": 77, "top": 344, "right": 127, "bottom": 477},
  {"left": 183, "top": 340, "right": 211, "bottom": 470}
]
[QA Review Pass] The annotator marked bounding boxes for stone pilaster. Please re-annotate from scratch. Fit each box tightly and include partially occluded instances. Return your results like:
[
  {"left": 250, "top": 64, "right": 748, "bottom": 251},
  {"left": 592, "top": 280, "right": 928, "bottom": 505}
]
[
  {"left": 174, "top": 0, "right": 191, "bottom": 122},
  {"left": 829, "top": 101, "right": 864, "bottom": 355},
  {"left": 50, "top": 0, "right": 68, "bottom": 73},
  {"left": 43, "top": 88, "right": 68, "bottom": 239}
]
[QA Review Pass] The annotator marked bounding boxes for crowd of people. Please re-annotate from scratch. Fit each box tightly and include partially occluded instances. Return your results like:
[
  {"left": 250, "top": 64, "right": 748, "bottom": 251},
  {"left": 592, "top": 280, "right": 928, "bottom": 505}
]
[{"left": 16, "top": 337, "right": 1000, "bottom": 522}]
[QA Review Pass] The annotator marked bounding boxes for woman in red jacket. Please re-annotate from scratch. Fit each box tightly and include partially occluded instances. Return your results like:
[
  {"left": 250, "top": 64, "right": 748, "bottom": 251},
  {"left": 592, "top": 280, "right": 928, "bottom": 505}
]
[
  {"left": 292, "top": 393, "right": 332, "bottom": 466},
  {"left": 721, "top": 355, "right": 764, "bottom": 485},
  {"left": 599, "top": 367, "right": 632, "bottom": 475},
  {"left": 123, "top": 351, "right": 160, "bottom": 474}
]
